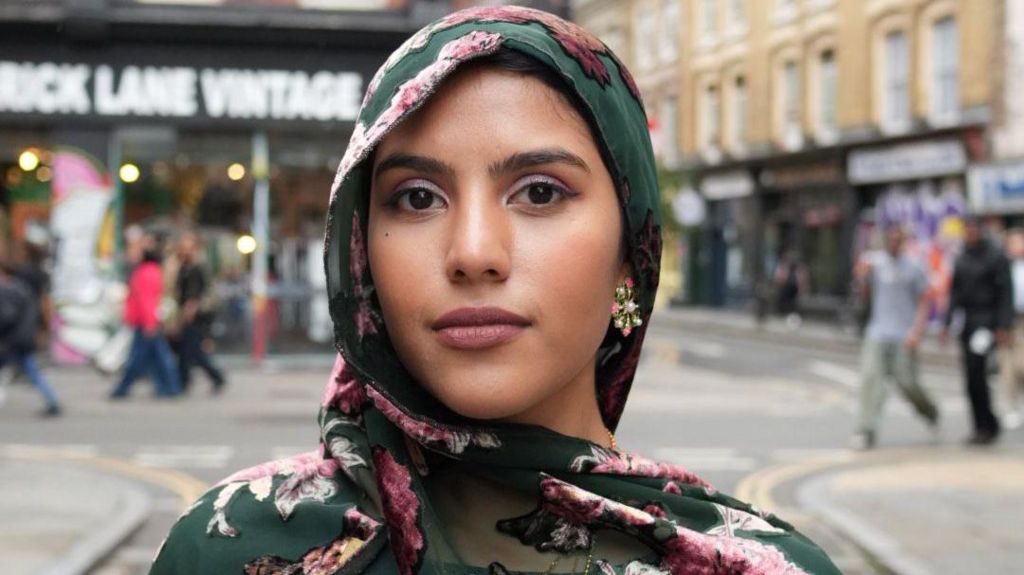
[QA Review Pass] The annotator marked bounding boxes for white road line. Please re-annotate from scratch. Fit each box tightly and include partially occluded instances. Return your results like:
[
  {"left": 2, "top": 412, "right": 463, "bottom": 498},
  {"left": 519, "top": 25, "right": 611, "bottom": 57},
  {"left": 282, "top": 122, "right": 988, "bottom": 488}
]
[
  {"left": 270, "top": 446, "right": 310, "bottom": 461},
  {"left": 1, "top": 443, "right": 99, "bottom": 458},
  {"left": 771, "top": 448, "right": 854, "bottom": 463},
  {"left": 134, "top": 445, "right": 234, "bottom": 469},
  {"left": 685, "top": 341, "right": 727, "bottom": 359},
  {"left": 807, "top": 360, "right": 860, "bottom": 390},
  {"left": 653, "top": 447, "right": 758, "bottom": 471}
]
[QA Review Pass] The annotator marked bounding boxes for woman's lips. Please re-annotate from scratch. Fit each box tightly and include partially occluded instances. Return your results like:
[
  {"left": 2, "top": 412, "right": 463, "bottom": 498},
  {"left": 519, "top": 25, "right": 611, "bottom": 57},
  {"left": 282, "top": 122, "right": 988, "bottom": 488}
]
[{"left": 431, "top": 307, "right": 530, "bottom": 350}]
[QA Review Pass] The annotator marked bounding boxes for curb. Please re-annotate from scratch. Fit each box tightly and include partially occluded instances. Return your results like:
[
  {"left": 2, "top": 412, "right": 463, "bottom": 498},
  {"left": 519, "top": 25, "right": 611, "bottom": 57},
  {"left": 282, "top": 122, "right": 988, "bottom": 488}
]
[
  {"left": 797, "top": 472, "right": 934, "bottom": 575},
  {"left": 652, "top": 308, "right": 958, "bottom": 369},
  {"left": 37, "top": 472, "right": 152, "bottom": 575}
]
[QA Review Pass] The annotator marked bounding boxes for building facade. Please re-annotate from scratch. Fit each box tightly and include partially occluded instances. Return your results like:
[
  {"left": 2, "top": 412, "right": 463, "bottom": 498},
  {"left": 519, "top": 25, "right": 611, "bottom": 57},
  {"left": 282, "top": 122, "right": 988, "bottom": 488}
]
[{"left": 579, "top": 0, "right": 999, "bottom": 317}]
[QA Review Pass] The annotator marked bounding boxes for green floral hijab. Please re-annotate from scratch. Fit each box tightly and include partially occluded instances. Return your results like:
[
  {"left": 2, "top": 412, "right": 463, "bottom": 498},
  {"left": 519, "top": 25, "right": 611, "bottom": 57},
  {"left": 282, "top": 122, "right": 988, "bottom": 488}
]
[{"left": 151, "top": 7, "right": 839, "bottom": 575}]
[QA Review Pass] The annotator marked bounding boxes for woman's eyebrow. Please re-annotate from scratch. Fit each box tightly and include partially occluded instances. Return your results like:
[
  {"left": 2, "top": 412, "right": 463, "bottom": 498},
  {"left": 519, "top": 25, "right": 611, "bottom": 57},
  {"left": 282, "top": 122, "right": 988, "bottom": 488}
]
[
  {"left": 489, "top": 148, "right": 591, "bottom": 176},
  {"left": 374, "top": 153, "right": 455, "bottom": 179}
]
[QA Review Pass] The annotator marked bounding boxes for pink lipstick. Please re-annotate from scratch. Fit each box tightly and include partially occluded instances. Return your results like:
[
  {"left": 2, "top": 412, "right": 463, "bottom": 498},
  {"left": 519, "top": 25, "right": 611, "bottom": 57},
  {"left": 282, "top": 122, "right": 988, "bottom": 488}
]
[{"left": 431, "top": 307, "right": 530, "bottom": 350}]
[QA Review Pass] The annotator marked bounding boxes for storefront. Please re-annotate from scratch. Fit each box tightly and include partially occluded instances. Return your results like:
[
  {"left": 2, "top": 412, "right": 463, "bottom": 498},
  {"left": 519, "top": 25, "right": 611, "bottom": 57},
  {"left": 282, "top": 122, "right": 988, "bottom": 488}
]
[
  {"left": 968, "top": 159, "right": 1024, "bottom": 224},
  {"left": 696, "top": 169, "right": 757, "bottom": 308},
  {"left": 848, "top": 136, "right": 972, "bottom": 322},
  {"left": 757, "top": 156, "right": 853, "bottom": 316},
  {"left": 0, "top": 4, "right": 413, "bottom": 359}
]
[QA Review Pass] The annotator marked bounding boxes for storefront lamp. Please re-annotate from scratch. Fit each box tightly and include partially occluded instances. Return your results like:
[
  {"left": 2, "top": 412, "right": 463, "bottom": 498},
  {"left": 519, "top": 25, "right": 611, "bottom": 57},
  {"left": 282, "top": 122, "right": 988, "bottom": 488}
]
[
  {"left": 119, "top": 163, "right": 141, "bottom": 183},
  {"left": 36, "top": 166, "right": 52, "bottom": 183},
  {"left": 18, "top": 150, "right": 40, "bottom": 172},
  {"left": 227, "top": 163, "right": 246, "bottom": 181},
  {"left": 237, "top": 234, "right": 257, "bottom": 255}
]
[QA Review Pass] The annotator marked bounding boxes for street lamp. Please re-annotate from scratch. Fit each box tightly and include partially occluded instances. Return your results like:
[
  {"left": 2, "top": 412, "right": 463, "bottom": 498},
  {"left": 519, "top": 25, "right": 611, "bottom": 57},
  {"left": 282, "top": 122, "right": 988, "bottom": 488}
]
[
  {"left": 236, "top": 234, "right": 257, "bottom": 255},
  {"left": 18, "top": 149, "right": 40, "bottom": 172}
]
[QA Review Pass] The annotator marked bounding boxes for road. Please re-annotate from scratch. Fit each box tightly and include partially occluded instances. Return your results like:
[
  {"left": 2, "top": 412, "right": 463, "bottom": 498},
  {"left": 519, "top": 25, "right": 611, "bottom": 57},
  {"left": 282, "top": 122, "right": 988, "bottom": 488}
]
[{"left": 0, "top": 320, "right": 992, "bottom": 574}]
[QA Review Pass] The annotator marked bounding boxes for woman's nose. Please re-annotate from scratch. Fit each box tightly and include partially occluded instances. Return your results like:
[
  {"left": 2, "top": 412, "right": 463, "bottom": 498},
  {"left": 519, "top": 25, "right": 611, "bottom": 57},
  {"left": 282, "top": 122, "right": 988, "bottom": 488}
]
[{"left": 444, "top": 194, "right": 511, "bottom": 284}]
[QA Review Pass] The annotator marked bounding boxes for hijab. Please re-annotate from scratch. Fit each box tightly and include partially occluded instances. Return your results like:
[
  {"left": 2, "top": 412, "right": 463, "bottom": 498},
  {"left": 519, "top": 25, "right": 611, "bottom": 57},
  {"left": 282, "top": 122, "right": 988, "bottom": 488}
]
[{"left": 151, "top": 7, "right": 839, "bottom": 575}]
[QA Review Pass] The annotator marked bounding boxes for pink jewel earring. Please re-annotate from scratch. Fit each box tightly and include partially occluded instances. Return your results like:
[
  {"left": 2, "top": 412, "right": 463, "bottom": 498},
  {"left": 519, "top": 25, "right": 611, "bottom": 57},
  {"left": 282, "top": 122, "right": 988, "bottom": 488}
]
[{"left": 611, "top": 277, "right": 643, "bottom": 337}]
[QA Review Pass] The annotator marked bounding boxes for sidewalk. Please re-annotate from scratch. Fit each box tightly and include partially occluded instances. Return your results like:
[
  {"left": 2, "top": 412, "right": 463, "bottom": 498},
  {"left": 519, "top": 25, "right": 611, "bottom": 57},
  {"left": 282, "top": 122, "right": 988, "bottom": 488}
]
[
  {"left": 654, "top": 305, "right": 956, "bottom": 367},
  {"left": 797, "top": 445, "right": 1024, "bottom": 575},
  {"left": 0, "top": 449, "right": 152, "bottom": 575}
]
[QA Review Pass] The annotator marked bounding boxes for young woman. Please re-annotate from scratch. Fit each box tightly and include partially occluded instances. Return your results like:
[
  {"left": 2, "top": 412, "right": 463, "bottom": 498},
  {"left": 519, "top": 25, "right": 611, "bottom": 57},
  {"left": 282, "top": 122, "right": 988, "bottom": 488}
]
[{"left": 151, "top": 7, "right": 839, "bottom": 574}]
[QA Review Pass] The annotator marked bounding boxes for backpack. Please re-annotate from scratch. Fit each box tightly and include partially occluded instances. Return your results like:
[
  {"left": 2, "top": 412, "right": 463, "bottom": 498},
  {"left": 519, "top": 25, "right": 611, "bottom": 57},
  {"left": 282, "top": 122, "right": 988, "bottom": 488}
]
[{"left": 0, "top": 280, "right": 31, "bottom": 348}]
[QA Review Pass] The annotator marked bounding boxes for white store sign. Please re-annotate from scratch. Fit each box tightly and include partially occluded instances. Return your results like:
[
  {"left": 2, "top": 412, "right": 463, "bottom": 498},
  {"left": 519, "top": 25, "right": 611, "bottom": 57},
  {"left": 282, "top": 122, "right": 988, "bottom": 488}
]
[
  {"left": 0, "top": 61, "right": 363, "bottom": 122},
  {"left": 968, "top": 160, "right": 1024, "bottom": 214},
  {"left": 848, "top": 139, "right": 967, "bottom": 184},
  {"left": 700, "top": 170, "right": 754, "bottom": 201}
]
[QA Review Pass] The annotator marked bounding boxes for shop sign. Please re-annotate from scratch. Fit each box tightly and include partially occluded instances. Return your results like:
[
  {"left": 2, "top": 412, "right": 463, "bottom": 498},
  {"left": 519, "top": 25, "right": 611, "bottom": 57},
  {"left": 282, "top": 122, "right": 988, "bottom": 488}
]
[
  {"left": 0, "top": 61, "right": 362, "bottom": 123},
  {"left": 968, "top": 160, "right": 1024, "bottom": 214},
  {"left": 848, "top": 139, "right": 966, "bottom": 184},
  {"left": 760, "top": 161, "right": 843, "bottom": 189},
  {"left": 700, "top": 170, "right": 754, "bottom": 200}
]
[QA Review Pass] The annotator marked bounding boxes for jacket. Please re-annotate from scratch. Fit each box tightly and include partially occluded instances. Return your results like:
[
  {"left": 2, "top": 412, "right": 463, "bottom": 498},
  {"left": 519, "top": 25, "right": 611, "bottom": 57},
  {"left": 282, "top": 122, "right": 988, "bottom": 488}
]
[{"left": 124, "top": 261, "right": 163, "bottom": 332}]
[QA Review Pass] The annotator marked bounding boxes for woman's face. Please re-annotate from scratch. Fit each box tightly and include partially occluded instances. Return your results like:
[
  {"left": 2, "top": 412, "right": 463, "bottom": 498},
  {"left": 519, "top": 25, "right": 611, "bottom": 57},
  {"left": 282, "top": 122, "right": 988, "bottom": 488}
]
[{"left": 368, "top": 64, "right": 625, "bottom": 423}]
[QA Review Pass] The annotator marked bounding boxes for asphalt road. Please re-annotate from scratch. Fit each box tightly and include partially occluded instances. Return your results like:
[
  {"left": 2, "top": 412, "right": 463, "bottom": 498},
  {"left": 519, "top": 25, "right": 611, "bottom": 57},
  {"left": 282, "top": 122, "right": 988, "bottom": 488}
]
[{"left": 0, "top": 321, "right": 975, "bottom": 574}]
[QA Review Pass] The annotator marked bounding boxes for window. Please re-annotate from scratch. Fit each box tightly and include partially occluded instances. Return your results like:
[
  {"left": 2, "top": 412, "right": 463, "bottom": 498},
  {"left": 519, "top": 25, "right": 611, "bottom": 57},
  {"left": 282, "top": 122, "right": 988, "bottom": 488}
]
[
  {"left": 731, "top": 75, "right": 747, "bottom": 151},
  {"left": 931, "top": 16, "right": 959, "bottom": 121},
  {"left": 701, "top": 0, "right": 717, "bottom": 37},
  {"left": 884, "top": 30, "right": 910, "bottom": 129},
  {"left": 634, "top": 5, "right": 658, "bottom": 70},
  {"left": 703, "top": 84, "right": 720, "bottom": 150},
  {"left": 817, "top": 50, "right": 837, "bottom": 139},
  {"left": 660, "top": 0, "right": 680, "bottom": 62},
  {"left": 730, "top": 0, "right": 746, "bottom": 27},
  {"left": 661, "top": 96, "right": 679, "bottom": 166},
  {"left": 782, "top": 60, "right": 801, "bottom": 145}
]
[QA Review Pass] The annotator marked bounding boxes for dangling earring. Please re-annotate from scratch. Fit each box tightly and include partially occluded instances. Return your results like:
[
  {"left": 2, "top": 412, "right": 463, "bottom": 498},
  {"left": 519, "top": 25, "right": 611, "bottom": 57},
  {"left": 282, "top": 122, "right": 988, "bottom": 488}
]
[{"left": 611, "top": 277, "right": 643, "bottom": 337}]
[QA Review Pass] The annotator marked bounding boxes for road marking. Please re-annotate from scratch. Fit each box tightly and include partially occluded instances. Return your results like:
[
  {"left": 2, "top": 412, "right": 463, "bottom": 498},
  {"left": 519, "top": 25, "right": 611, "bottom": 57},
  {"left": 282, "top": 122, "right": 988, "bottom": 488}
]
[
  {"left": 653, "top": 447, "right": 758, "bottom": 471},
  {"left": 2, "top": 443, "right": 99, "bottom": 457},
  {"left": 685, "top": 341, "right": 726, "bottom": 359},
  {"left": 1, "top": 445, "right": 208, "bottom": 507},
  {"left": 270, "top": 446, "right": 309, "bottom": 461},
  {"left": 134, "top": 445, "right": 234, "bottom": 469},
  {"left": 771, "top": 448, "right": 855, "bottom": 463},
  {"left": 807, "top": 360, "right": 860, "bottom": 390}
]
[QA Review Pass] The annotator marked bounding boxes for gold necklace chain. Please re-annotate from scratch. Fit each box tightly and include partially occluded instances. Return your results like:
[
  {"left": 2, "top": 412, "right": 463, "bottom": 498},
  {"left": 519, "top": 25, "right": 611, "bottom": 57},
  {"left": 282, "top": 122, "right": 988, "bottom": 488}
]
[
  {"left": 544, "top": 545, "right": 595, "bottom": 574},
  {"left": 606, "top": 427, "right": 618, "bottom": 451}
]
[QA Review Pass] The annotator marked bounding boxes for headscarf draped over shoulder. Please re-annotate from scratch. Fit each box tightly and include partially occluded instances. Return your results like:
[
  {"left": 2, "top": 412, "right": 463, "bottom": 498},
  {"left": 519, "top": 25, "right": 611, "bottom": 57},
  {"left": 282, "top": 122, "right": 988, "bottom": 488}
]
[{"left": 151, "top": 7, "right": 839, "bottom": 575}]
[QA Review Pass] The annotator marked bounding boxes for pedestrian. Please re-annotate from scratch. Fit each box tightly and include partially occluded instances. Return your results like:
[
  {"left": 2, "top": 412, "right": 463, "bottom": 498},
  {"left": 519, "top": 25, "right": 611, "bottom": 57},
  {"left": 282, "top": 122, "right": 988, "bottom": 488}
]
[
  {"left": 774, "top": 247, "right": 808, "bottom": 329},
  {"left": 941, "top": 218, "right": 1014, "bottom": 445},
  {"left": 999, "top": 227, "right": 1024, "bottom": 429},
  {"left": 0, "top": 261, "right": 61, "bottom": 416},
  {"left": 850, "top": 226, "right": 938, "bottom": 449},
  {"left": 110, "top": 235, "right": 181, "bottom": 399},
  {"left": 151, "top": 8, "right": 839, "bottom": 574},
  {"left": 174, "top": 231, "right": 225, "bottom": 394}
]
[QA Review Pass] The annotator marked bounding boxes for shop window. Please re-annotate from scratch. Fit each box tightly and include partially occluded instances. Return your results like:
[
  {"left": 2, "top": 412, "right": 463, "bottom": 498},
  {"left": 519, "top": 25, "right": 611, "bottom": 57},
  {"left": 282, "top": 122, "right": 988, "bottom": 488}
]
[
  {"left": 702, "top": 83, "right": 720, "bottom": 155},
  {"left": 699, "top": 0, "right": 717, "bottom": 41},
  {"left": 780, "top": 59, "right": 802, "bottom": 150},
  {"left": 883, "top": 30, "right": 910, "bottom": 132},
  {"left": 930, "top": 16, "right": 959, "bottom": 124}
]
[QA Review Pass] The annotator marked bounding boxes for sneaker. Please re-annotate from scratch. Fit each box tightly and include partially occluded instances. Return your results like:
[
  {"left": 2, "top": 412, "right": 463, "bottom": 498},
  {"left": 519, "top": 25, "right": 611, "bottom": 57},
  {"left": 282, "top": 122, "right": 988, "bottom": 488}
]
[
  {"left": 849, "top": 431, "right": 875, "bottom": 451},
  {"left": 39, "top": 404, "right": 61, "bottom": 418}
]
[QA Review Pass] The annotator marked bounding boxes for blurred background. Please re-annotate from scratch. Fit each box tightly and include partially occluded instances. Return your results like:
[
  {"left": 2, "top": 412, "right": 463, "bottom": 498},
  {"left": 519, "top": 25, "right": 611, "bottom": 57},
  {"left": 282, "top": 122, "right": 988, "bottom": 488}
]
[{"left": 1, "top": 1, "right": 1022, "bottom": 574}]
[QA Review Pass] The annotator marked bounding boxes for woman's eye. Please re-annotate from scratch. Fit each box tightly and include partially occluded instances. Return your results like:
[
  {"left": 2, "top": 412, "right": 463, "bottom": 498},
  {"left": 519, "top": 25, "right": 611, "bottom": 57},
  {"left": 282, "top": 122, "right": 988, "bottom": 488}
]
[
  {"left": 509, "top": 181, "right": 569, "bottom": 207},
  {"left": 395, "top": 188, "right": 445, "bottom": 211}
]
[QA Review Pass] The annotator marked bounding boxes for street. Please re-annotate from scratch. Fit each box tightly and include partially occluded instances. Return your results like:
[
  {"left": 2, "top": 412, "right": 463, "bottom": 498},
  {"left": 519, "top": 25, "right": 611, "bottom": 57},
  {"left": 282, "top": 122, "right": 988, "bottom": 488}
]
[{"left": 2, "top": 314, "right": 1022, "bottom": 574}]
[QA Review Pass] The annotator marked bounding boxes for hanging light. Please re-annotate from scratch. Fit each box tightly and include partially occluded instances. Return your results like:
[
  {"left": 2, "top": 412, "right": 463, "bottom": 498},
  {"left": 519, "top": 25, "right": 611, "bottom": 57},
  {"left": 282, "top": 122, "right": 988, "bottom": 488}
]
[
  {"left": 119, "top": 163, "right": 141, "bottom": 183},
  {"left": 236, "top": 234, "right": 257, "bottom": 255},
  {"left": 18, "top": 149, "right": 40, "bottom": 172},
  {"left": 227, "top": 163, "right": 246, "bottom": 181},
  {"left": 36, "top": 166, "right": 52, "bottom": 182}
]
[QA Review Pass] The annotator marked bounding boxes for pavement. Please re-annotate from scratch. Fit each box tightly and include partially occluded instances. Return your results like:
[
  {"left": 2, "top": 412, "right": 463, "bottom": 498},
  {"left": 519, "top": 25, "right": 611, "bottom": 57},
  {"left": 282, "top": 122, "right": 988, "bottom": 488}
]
[{"left": 0, "top": 306, "right": 1021, "bottom": 574}]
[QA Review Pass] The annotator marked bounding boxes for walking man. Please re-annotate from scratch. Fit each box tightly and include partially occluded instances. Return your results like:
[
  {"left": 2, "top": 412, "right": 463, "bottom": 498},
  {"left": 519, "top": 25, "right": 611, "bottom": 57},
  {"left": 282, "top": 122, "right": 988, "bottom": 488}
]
[
  {"left": 942, "top": 218, "right": 1013, "bottom": 445},
  {"left": 0, "top": 262, "right": 61, "bottom": 416},
  {"left": 174, "top": 232, "right": 225, "bottom": 394},
  {"left": 110, "top": 238, "right": 181, "bottom": 399},
  {"left": 852, "top": 226, "right": 938, "bottom": 449}
]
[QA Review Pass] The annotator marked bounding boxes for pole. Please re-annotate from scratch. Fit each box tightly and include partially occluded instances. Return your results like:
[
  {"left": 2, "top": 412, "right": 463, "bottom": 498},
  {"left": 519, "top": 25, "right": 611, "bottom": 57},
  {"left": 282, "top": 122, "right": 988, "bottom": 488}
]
[
  {"left": 251, "top": 131, "right": 270, "bottom": 363},
  {"left": 108, "top": 131, "right": 125, "bottom": 280}
]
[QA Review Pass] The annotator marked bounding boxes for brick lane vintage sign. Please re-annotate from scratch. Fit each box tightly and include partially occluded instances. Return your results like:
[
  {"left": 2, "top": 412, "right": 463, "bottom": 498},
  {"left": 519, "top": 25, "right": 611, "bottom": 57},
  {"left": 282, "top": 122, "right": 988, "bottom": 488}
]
[{"left": 0, "top": 61, "right": 363, "bottom": 122}]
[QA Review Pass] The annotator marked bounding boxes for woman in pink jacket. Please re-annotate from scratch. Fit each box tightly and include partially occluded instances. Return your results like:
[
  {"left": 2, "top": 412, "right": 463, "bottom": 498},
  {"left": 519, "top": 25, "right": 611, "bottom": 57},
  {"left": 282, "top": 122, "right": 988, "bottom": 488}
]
[{"left": 110, "top": 244, "right": 181, "bottom": 398}]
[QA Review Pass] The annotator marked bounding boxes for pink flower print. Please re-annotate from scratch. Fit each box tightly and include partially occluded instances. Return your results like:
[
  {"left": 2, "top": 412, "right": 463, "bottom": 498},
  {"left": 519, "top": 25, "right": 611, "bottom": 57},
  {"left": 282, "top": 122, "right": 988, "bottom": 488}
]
[
  {"left": 570, "top": 446, "right": 712, "bottom": 490},
  {"left": 660, "top": 525, "right": 809, "bottom": 575},
  {"left": 217, "top": 451, "right": 320, "bottom": 485},
  {"left": 273, "top": 458, "right": 339, "bottom": 521},
  {"left": 206, "top": 481, "right": 245, "bottom": 537},
  {"left": 663, "top": 481, "right": 683, "bottom": 495},
  {"left": 343, "top": 507, "right": 382, "bottom": 540},
  {"left": 367, "top": 387, "right": 500, "bottom": 454},
  {"left": 321, "top": 355, "right": 368, "bottom": 414},
  {"left": 372, "top": 447, "right": 424, "bottom": 575}
]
